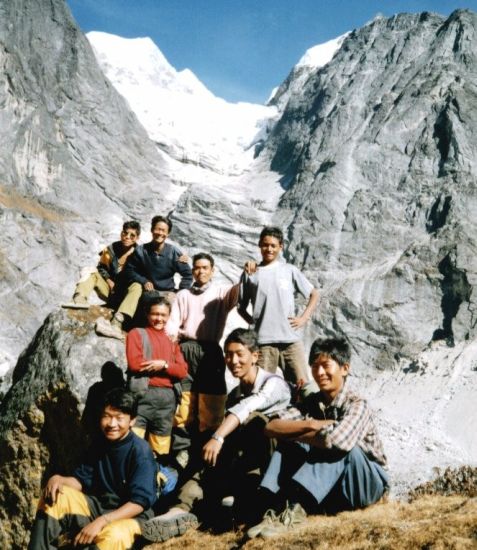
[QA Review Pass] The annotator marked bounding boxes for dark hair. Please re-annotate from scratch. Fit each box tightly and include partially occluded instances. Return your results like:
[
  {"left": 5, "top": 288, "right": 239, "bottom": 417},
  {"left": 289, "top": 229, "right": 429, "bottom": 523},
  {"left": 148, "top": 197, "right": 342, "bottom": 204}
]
[
  {"left": 122, "top": 220, "right": 141, "bottom": 234},
  {"left": 151, "top": 215, "right": 172, "bottom": 232},
  {"left": 193, "top": 252, "right": 215, "bottom": 268},
  {"left": 224, "top": 328, "right": 259, "bottom": 353},
  {"left": 144, "top": 295, "right": 171, "bottom": 316},
  {"left": 102, "top": 388, "right": 137, "bottom": 418},
  {"left": 309, "top": 338, "right": 351, "bottom": 367},
  {"left": 259, "top": 226, "right": 284, "bottom": 245}
]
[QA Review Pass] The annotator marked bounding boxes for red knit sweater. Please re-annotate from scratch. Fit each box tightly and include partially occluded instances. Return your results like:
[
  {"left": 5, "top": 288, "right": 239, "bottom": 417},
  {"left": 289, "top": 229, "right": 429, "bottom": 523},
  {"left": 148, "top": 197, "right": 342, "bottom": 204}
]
[{"left": 126, "top": 327, "right": 188, "bottom": 388}]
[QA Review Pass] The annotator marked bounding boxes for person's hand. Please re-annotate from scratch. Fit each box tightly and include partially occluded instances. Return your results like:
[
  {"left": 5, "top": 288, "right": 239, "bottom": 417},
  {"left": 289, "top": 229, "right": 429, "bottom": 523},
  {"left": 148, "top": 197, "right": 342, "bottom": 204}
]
[
  {"left": 107, "top": 279, "right": 115, "bottom": 290},
  {"left": 288, "top": 316, "right": 308, "bottom": 329},
  {"left": 178, "top": 254, "right": 189, "bottom": 264},
  {"left": 73, "top": 516, "right": 108, "bottom": 546},
  {"left": 202, "top": 438, "right": 223, "bottom": 467},
  {"left": 244, "top": 260, "right": 257, "bottom": 274},
  {"left": 140, "top": 359, "right": 167, "bottom": 372},
  {"left": 43, "top": 475, "right": 64, "bottom": 505},
  {"left": 144, "top": 281, "right": 154, "bottom": 291}
]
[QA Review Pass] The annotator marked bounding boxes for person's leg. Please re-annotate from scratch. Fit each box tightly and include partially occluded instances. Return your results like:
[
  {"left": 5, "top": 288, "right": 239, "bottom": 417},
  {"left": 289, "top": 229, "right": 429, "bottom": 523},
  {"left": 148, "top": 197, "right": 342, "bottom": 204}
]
[
  {"left": 28, "top": 486, "right": 97, "bottom": 550},
  {"left": 93, "top": 519, "right": 141, "bottom": 550},
  {"left": 257, "top": 345, "right": 280, "bottom": 373},
  {"left": 171, "top": 340, "right": 201, "bottom": 466},
  {"left": 195, "top": 342, "right": 227, "bottom": 433},
  {"left": 146, "top": 387, "right": 176, "bottom": 459},
  {"left": 281, "top": 341, "right": 310, "bottom": 385},
  {"left": 116, "top": 282, "right": 143, "bottom": 320},
  {"left": 337, "top": 446, "right": 389, "bottom": 510},
  {"left": 74, "top": 272, "right": 110, "bottom": 303}
]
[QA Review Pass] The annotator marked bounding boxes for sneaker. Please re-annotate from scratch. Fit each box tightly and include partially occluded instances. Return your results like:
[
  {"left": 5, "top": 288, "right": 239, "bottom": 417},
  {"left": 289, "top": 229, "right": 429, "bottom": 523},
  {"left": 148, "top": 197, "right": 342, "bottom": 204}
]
[
  {"left": 141, "top": 509, "right": 199, "bottom": 542},
  {"left": 260, "top": 502, "right": 307, "bottom": 538},
  {"left": 246, "top": 508, "right": 280, "bottom": 539},
  {"left": 95, "top": 317, "right": 124, "bottom": 340},
  {"left": 175, "top": 449, "right": 190, "bottom": 470},
  {"left": 221, "top": 495, "right": 235, "bottom": 508}
]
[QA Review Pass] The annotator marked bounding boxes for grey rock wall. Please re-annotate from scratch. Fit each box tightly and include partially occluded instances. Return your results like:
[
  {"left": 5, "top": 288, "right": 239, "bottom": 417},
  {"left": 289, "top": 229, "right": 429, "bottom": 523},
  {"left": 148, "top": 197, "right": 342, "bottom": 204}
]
[
  {"left": 264, "top": 10, "right": 477, "bottom": 372},
  {"left": 0, "top": 0, "right": 175, "bottom": 382}
]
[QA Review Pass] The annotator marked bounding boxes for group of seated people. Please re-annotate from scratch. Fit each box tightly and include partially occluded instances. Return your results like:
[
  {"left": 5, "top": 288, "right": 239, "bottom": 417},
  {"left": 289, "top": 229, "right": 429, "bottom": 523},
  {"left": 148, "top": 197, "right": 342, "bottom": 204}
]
[{"left": 29, "top": 217, "right": 389, "bottom": 549}]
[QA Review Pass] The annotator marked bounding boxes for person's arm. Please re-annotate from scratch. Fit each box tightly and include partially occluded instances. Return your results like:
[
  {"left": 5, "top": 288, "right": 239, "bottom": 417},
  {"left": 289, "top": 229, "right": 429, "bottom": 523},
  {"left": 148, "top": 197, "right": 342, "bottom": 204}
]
[
  {"left": 165, "top": 296, "right": 182, "bottom": 341},
  {"left": 289, "top": 286, "right": 319, "bottom": 329},
  {"left": 310, "top": 396, "right": 371, "bottom": 451},
  {"left": 123, "top": 247, "right": 149, "bottom": 287},
  {"left": 237, "top": 271, "right": 254, "bottom": 324},
  {"left": 73, "top": 501, "right": 143, "bottom": 546},
  {"left": 175, "top": 250, "right": 193, "bottom": 289},
  {"left": 97, "top": 247, "right": 115, "bottom": 289},
  {"left": 202, "top": 413, "right": 241, "bottom": 467},
  {"left": 224, "top": 283, "right": 240, "bottom": 311},
  {"left": 125, "top": 330, "right": 148, "bottom": 373},
  {"left": 264, "top": 418, "right": 334, "bottom": 441},
  {"left": 42, "top": 474, "right": 82, "bottom": 505}
]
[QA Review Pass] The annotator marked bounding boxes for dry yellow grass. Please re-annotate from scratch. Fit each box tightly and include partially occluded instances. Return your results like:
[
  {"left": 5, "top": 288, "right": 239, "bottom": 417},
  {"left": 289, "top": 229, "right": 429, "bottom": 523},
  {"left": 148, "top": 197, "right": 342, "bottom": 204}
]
[{"left": 144, "top": 495, "right": 477, "bottom": 550}]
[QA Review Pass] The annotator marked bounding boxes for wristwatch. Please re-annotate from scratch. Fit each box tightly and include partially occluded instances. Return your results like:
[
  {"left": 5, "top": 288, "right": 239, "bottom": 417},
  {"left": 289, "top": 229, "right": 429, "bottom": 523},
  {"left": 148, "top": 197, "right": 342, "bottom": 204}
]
[
  {"left": 211, "top": 433, "right": 224, "bottom": 444},
  {"left": 163, "top": 361, "right": 169, "bottom": 370}
]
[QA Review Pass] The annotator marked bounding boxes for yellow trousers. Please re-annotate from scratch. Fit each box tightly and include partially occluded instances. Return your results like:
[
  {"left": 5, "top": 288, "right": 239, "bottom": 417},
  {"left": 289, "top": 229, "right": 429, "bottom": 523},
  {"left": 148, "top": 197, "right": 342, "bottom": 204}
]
[{"left": 29, "top": 485, "right": 141, "bottom": 550}]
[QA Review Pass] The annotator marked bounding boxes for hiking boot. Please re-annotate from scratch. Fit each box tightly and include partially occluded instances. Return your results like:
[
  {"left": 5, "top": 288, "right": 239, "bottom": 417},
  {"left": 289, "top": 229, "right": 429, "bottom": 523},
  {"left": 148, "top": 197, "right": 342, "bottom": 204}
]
[
  {"left": 141, "top": 509, "right": 198, "bottom": 542},
  {"left": 246, "top": 508, "right": 280, "bottom": 539},
  {"left": 95, "top": 317, "right": 124, "bottom": 340},
  {"left": 260, "top": 502, "right": 307, "bottom": 538}
]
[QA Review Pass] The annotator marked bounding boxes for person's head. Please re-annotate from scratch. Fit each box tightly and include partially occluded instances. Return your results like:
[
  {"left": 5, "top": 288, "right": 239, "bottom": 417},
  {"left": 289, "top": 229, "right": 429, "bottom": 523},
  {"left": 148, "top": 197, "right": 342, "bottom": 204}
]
[
  {"left": 100, "top": 388, "right": 137, "bottom": 441},
  {"left": 258, "top": 226, "right": 284, "bottom": 265},
  {"left": 100, "top": 361, "right": 125, "bottom": 388},
  {"left": 224, "top": 328, "right": 259, "bottom": 379},
  {"left": 120, "top": 220, "right": 141, "bottom": 248},
  {"left": 192, "top": 253, "right": 215, "bottom": 287},
  {"left": 309, "top": 338, "right": 351, "bottom": 399},
  {"left": 144, "top": 295, "right": 171, "bottom": 331},
  {"left": 150, "top": 215, "right": 172, "bottom": 247}
]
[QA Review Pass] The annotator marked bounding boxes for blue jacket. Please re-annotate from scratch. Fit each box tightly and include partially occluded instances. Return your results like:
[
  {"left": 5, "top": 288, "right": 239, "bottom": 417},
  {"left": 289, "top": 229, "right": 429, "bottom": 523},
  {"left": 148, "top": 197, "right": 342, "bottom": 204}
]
[{"left": 124, "top": 241, "right": 192, "bottom": 291}]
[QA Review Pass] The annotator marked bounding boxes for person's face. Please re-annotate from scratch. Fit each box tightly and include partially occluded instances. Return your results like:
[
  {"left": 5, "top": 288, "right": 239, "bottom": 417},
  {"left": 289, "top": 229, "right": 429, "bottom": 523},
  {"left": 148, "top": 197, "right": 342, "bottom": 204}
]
[
  {"left": 151, "top": 222, "right": 170, "bottom": 246},
  {"left": 120, "top": 228, "right": 139, "bottom": 248},
  {"left": 147, "top": 303, "right": 170, "bottom": 331},
  {"left": 311, "top": 353, "right": 349, "bottom": 398},
  {"left": 100, "top": 405, "right": 135, "bottom": 441},
  {"left": 259, "top": 235, "right": 283, "bottom": 265},
  {"left": 193, "top": 258, "right": 214, "bottom": 286},
  {"left": 225, "top": 342, "right": 259, "bottom": 379}
]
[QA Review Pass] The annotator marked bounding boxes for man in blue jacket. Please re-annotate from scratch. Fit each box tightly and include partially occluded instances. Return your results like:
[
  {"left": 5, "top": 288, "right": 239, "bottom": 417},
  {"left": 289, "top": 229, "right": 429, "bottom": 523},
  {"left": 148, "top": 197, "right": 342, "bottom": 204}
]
[{"left": 28, "top": 389, "right": 158, "bottom": 550}]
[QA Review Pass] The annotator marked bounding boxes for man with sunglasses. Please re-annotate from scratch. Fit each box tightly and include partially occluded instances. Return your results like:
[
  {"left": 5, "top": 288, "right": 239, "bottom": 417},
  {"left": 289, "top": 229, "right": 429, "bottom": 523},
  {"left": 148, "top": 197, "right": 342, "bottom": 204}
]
[{"left": 63, "top": 221, "right": 141, "bottom": 315}]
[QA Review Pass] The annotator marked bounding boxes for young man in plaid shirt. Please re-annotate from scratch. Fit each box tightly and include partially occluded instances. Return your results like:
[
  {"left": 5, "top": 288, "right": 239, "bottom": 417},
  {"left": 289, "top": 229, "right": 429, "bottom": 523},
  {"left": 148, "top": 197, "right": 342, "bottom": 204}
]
[{"left": 247, "top": 337, "right": 389, "bottom": 539}]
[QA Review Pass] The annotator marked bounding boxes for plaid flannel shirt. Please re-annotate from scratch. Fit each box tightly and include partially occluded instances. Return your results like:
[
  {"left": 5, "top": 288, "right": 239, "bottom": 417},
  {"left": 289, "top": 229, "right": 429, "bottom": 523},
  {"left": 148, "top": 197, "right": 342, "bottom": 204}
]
[{"left": 276, "top": 387, "right": 387, "bottom": 466}]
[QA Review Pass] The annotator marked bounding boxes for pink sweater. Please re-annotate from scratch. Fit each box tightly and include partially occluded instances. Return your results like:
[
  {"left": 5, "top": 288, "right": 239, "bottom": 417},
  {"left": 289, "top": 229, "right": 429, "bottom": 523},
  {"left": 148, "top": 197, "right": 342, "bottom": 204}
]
[{"left": 166, "top": 284, "right": 238, "bottom": 342}]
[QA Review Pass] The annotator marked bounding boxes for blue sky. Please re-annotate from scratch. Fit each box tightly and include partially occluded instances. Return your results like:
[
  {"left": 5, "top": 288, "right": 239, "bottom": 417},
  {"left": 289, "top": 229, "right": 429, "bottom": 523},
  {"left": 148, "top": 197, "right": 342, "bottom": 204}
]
[{"left": 67, "top": 1, "right": 475, "bottom": 104}]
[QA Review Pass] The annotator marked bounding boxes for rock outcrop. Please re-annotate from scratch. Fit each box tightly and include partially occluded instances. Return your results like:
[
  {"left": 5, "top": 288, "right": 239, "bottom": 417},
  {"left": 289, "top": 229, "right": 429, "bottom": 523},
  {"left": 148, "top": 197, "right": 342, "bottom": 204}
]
[{"left": 0, "top": 307, "right": 125, "bottom": 549}]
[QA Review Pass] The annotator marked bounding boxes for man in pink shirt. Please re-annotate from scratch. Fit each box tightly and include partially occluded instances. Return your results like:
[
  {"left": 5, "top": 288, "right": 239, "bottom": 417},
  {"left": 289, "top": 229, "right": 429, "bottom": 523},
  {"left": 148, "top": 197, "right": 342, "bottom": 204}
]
[{"left": 166, "top": 252, "right": 238, "bottom": 467}]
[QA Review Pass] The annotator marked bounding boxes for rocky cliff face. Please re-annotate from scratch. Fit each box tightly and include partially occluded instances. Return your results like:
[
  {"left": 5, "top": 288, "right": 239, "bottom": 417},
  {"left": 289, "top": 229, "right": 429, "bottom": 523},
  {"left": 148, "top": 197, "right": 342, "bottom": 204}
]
[
  {"left": 0, "top": 0, "right": 179, "bottom": 382},
  {"left": 1, "top": 3, "right": 476, "bottom": 546}
]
